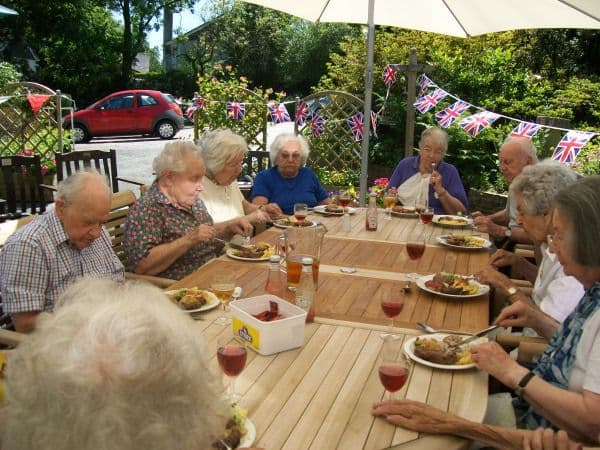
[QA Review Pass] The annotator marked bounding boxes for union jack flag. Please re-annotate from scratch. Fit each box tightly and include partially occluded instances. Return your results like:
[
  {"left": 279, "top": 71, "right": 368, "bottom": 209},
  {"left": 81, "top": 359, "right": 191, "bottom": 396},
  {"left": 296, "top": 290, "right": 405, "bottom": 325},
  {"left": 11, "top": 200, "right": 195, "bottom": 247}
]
[
  {"left": 382, "top": 65, "right": 398, "bottom": 89},
  {"left": 414, "top": 89, "right": 447, "bottom": 114},
  {"left": 226, "top": 101, "right": 245, "bottom": 121},
  {"left": 295, "top": 101, "right": 311, "bottom": 126},
  {"left": 418, "top": 75, "right": 433, "bottom": 96},
  {"left": 458, "top": 111, "right": 500, "bottom": 137},
  {"left": 371, "top": 111, "right": 378, "bottom": 138},
  {"left": 551, "top": 131, "right": 594, "bottom": 163},
  {"left": 311, "top": 114, "right": 326, "bottom": 138},
  {"left": 510, "top": 122, "right": 542, "bottom": 139},
  {"left": 185, "top": 97, "right": 206, "bottom": 119},
  {"left": 268, "top": 103, "right": 291, "bottom": 124},
  {"left": 435, "top": 100, "right": 470, "bottom": 128},
  {"left": 347, "top": 112, "right": 364, "bottom": 142}
]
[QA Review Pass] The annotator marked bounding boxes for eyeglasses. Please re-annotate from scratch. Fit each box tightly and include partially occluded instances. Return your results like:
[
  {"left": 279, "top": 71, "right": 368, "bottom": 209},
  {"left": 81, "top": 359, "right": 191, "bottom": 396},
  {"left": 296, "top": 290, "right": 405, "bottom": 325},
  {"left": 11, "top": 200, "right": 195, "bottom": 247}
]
[
  {"left": 279, "top": 152, "right": 301, "bottom": 161},
  {"left": 420, "top": 147, "right": 444, "bottom": 157}
]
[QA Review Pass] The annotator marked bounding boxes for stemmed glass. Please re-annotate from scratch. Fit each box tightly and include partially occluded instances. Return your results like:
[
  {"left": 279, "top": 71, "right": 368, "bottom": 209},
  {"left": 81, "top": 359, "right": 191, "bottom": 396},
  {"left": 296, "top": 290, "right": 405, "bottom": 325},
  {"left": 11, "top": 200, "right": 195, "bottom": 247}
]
[
  {"left": 338, "top": 191, "right": 352, "bottom": 232},
  {"left": 380, "top": 292, "right": 405, "bottom": 335},
  {"left": 293, "top": 203, "right": 308, "bottom": 222},
  {"left": 217, "top": 335, "right": 248, "bottom": 403},
  {"left": 383, "top": 189, "right": 397, "bottom": 220},
  {"left": 378, "top": 334, "right": 411, "bottom": 400},
  {"left": 212, "top": 273, "right": 236, "bottom": 325}
]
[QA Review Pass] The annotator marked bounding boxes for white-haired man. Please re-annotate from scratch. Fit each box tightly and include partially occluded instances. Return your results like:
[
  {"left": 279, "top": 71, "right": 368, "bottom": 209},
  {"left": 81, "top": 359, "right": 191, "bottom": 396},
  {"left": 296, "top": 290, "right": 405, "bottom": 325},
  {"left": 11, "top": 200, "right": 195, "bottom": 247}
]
[{"left": 0, "top": 171, "right": 124, "bottom": 332}]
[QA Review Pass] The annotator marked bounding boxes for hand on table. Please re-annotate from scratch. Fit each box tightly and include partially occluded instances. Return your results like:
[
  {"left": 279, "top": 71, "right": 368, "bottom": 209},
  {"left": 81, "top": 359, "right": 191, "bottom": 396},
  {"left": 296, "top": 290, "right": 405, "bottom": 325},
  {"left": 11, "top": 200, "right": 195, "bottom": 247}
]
[
  {"left": 523, "top": 428, "right": 582, "bottom": 450},
  {"left": 489, "top": 249, "right": 520, "bottom": 268},
  {"left": 371, "top": 399, "right": 454, "bottom": 434}
]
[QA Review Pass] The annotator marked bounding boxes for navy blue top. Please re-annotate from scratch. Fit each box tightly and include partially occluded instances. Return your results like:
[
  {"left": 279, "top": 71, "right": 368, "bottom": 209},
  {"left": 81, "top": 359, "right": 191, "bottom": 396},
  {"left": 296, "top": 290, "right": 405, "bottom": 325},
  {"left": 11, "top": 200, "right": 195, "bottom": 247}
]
[
  {"left": 251, "top": 166, "right": 329, "bottom": 215},
  {"left": 388, "top": 156, "right": 468, "bottom": 214}
]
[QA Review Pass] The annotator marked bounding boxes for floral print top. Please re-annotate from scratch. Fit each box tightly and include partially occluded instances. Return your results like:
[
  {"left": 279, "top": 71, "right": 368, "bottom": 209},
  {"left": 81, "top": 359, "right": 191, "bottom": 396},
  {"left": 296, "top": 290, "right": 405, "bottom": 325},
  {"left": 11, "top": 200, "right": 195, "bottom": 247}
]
[{"left": 124, "top": 182, "right": 219, "bottom": 280}]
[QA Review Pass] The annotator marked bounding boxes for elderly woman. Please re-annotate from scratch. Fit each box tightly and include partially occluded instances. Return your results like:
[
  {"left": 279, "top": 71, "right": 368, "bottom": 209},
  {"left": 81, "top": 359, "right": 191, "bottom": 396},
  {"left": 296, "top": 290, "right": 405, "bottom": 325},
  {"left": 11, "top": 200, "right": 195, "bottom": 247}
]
[
  {"left": 387, "top": 127, "right": 467, "bottom": 215},
  {"left": 477, "top": 161, "right": 584, "bottom": 329},
  {"left": 372, "top": 175, "right": 600, "bottom": 447},
  {"left": 124, "top": 141, "right": 252, "bottom": 280},
  {"left": 198, "top": 128, "right": 282, "bottom": 222},
  {"left": 251, "top": 133, "right": 330, "bottom": 215},
  {"left": 2, "top": 278, "right": 261, "bottom": 450}
]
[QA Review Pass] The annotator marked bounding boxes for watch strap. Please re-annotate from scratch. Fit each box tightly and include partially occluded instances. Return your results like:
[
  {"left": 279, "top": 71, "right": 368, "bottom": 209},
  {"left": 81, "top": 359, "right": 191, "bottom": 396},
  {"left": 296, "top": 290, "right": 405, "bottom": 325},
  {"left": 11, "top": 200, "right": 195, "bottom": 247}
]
[{"left": 514, "top": 371, "right": 535, "bottom": 397}]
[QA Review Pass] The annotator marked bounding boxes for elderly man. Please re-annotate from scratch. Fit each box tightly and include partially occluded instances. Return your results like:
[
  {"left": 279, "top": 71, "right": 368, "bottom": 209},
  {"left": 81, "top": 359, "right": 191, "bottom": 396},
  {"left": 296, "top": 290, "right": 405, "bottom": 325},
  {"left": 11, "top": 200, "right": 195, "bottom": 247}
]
[
  {"left": 0, "top": 171, "right": 124, "bottom": 332},
  {"left": 473, "top": 137, "right": 538, "bottom": 243}
]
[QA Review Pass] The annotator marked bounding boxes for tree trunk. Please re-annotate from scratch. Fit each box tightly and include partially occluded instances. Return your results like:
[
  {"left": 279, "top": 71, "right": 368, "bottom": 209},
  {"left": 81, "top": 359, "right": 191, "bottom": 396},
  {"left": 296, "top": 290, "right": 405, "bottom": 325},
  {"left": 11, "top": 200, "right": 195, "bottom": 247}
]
[{"left": 120, "top": 0, "right": 133, "bottom": 87}]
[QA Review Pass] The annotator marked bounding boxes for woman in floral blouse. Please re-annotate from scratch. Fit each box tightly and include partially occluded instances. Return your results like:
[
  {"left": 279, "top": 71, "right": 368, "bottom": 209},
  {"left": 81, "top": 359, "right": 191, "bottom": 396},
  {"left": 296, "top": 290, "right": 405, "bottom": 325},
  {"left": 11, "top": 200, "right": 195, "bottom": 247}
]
[{"left": 123, "top": 141, "right": 252, "bottom": 280}]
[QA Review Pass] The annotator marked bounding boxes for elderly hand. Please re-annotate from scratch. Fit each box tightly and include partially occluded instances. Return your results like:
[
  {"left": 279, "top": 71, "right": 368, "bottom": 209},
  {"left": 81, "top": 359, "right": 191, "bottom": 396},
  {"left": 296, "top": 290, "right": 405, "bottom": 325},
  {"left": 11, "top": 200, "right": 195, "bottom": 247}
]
[
  {"left": 229, "top": 217, "right": 254, "bottom": 237},
  {"left": 430, "top": 169, "right": 444, "bottom": 192},
  {"left": 187, "top": 224, "right": 216, "bottom": 245},
  {"left": 489, "top": 249, "right": 519, "bottom": 268},
  {"left": 264, "top": 203, "right": 283, "bottom": 219},
  {"left": 371, "top": 399, "right": 455, "bottom": 434},
  {"left": 247, "top": 209, "right": 271, "bottom": 225},
  {"left": 469, "top": 341, "right": 521, "bottom": 384},
  {"left": 475, "top": 265, "right": 511, "bottom": 290},
  {"left": 494, "top": 300, "right": 541, "bottom": 330},
  {"left": 473, "top": 216, "right": 505, "bottom": 238},
  {"left": 523, "top": 428, "right": 581, "bottom": 450}
]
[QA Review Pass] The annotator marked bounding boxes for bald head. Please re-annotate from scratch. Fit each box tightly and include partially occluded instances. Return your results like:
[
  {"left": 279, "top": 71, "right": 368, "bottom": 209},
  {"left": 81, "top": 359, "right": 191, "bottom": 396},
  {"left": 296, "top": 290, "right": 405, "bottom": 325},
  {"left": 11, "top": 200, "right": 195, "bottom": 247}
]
[{"left": 499, "top": 137, "right": 538, "bottom": 183}]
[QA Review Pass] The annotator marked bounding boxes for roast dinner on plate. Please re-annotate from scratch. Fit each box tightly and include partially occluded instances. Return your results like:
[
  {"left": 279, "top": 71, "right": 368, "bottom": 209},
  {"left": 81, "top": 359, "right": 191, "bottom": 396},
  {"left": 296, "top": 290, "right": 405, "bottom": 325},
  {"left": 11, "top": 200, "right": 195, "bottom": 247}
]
[
  {"left": 413, "top": 335, "right": 474, "bottom": 366},
  {"left": 424, "top": 272, "right": 480, "bottom": 296},
  {"left": 228, "top": 242, "right": 274, "bottom": 259}
]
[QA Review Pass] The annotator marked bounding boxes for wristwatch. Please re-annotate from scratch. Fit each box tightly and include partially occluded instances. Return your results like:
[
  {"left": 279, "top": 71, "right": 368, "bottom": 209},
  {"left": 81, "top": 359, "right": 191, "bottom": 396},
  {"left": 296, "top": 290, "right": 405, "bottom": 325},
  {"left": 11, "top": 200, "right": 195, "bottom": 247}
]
[
  {"left": 514, "top": 371, "right": 536, "bottom": 397},
  {"left": 507, "top": 286, "right": 519, "bottom": 298},
  {"left": 504, "top": 227, "right": 512, "bottom": 238}
]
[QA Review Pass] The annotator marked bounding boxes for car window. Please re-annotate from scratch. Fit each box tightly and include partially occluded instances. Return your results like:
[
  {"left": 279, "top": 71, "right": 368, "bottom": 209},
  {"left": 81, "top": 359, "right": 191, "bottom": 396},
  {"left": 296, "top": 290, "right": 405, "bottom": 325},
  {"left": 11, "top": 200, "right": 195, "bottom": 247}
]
[
  {"left": 138, "top": 94, "right": 159, "bottom": 107},
  {"left": 106, "top": 94, "right": 134, "bottom": 110},
  {"left": 162, "top": 93, "right": 176, "bottom": 104}
]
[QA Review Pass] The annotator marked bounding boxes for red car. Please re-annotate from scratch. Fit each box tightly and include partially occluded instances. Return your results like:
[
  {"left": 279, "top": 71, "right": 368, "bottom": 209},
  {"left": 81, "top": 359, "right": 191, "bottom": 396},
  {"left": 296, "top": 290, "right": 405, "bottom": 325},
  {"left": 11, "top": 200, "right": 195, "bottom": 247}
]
[{"left": 64, "top": 90, "right": 185, "bottom": 143}]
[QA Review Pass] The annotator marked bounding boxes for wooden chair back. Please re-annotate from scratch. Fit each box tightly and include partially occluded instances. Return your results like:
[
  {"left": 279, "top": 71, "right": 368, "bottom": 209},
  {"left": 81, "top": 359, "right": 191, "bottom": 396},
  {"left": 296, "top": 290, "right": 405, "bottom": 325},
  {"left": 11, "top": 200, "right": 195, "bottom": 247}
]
[
  {"left": 107, "top": 190, "right": 137, "bottom": 264},
  {"left": 239, "top": 150, "right": 271, "bottom": 199},
  {"left": 0, "top": 155, "right": 47, "bottom": 216},
  {"left": 56, "top": 149, "right": 120, "bottom": 192}
]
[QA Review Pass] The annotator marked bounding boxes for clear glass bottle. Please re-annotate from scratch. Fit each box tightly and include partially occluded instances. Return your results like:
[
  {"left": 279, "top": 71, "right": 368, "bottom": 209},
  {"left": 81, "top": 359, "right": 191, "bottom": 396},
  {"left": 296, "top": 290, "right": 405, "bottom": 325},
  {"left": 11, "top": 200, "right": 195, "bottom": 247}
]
[
  {"left": 295, "top": 256, "right": 315, "bottom": 323},
  {"left": 265, "top": 255, "right": 286, "bottom": 299},
  {"left": 366, "top": 191, "right": 378, "bottom": 231}
]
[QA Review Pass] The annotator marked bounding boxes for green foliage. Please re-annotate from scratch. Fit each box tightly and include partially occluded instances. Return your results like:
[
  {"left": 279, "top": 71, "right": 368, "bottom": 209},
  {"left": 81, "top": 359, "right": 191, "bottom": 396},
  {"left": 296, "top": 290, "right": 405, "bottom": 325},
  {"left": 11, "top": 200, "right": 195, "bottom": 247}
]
[
  {"left": 313, "top": 167, "right": 360, "bottom": 189},
  {"left": 0, "top": 62, "right": 21, "bottom": 87}
]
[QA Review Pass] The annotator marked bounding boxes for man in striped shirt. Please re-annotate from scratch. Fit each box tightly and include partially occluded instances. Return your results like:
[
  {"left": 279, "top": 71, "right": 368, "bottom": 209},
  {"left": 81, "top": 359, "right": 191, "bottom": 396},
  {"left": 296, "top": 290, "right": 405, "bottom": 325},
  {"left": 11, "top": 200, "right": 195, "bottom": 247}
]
[{"left": 0, "top": 171, "right": 124, "bottom": 332}]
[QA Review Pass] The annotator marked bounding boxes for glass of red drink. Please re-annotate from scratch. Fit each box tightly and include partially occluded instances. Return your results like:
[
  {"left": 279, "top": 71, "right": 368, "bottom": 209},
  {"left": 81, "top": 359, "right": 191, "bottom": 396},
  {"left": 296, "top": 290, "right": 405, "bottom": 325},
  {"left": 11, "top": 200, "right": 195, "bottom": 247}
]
[
  {"left": 378, "top": 334, "right": 411, "bottom": 400},
  {"left": 338, "top": 192, "right": 352, "bottom": 232},
  {"left": 293, "top": 203, "right": 308, "bottom": 222},
  {"left": 419, "top": 207, "right": 434, "bottom": 225},
  {"left": 380, "top": 292, "right": 404, "bottom": 335},
  {"left": 217, "top": 336, "right": 248, "bottom": 403},
  {"left": 406, "top": 236, "right": 426, "bottom": 261}
]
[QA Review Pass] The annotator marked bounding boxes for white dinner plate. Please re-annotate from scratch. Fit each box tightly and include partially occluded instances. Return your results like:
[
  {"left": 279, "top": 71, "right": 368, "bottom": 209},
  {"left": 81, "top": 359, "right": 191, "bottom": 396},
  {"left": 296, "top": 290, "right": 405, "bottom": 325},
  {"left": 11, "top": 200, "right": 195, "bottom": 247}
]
[
  {"left": 390, "top": 208, "right": 419, "bottom": 218},
  {"left": 436, "top": 235, "right": 492, "bottom": 250},
  {"left": 404, "top": 333, "right": 485, "bottom": 370},
  {"left": 164, "top": 289, "right": 220, "bottom": 313},
  {"left": 272, "top": 218, "right": 317, "bottom": 229},
  {"left": 313, "top": 205, "right": 357, "bottom": 216},
  {"left": 238, "top": 418, "right": 256, "bottom": 449},
  {"left": 226, "top": 248, "right": 272, "bottom": 262},
  {"left": 432, "top": 215, "right": 473, "bottom": 228},
  {"left": 416, "top": 274, "right": 490, "bottom": 299}
]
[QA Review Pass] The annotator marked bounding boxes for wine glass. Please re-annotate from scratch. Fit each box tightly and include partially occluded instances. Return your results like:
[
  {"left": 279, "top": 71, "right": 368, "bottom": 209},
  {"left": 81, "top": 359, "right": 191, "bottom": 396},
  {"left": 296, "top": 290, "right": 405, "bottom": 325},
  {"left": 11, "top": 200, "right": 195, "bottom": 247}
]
[
  {"left": 293, "top": 203, "right": 308, "bottom": 222},
  {"left": 212, "top": 273, "right": 236, "bottom": 325},
  {"left": 378, "top": 334, "right": 411, "bottom": 400},
  {"left": 380, "top": 292, "right": 405, "bottom": 335},
  {"left": 406, "top": 233, "right": 426, "bottom": 262},
  {"left": 419, "top": 206, "right": 434, "bottom": 225},
  {"left": 338, "top": 192, "right": 352, "bottom": 232},
  {"left": 383, "top": 190, "right": 397, "bottom": 221},
  {"left": 217, "top": 335, "right": 248, "bottom": 403}
]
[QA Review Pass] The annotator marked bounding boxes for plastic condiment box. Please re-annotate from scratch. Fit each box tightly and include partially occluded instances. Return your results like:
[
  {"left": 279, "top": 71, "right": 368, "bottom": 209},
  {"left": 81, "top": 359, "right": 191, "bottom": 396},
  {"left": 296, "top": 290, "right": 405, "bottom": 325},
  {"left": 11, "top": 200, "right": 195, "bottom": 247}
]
[{"left": 230, "top": 295, "right": 307, "bottom": 355}]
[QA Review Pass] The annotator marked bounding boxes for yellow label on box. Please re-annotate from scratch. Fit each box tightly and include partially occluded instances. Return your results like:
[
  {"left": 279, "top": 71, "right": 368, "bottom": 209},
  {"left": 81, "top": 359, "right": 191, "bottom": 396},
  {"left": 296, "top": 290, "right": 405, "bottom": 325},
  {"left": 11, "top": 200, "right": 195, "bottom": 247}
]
[{"left": 232, "top": 317, "right": 260, "bottom": 351}]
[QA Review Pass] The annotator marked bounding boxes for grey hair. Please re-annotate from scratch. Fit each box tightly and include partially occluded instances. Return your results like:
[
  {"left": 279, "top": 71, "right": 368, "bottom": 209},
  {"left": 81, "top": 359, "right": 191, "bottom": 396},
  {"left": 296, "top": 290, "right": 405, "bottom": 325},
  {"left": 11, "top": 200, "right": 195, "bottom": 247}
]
[
  {"left": 509, "top": 160, "right": 579, "bottom": 216},
  {"left": 3, "top": 278, "right": 228, "bottom": 450},
  {"left": 419, "top": 127, "right": 448, "bottom": 153},
  {"left": 198, "top": 128, "right": 248, "bottom": 178},
  {"left": 269, "top": 133, "right": 310, "bottom": 166},
  {"left": 501, "top": 136, "right": 539, "bottom": 163},
  {"left": 56, "top": 170, "right": 110, "bottom": 203},
  {"left": 553, "top": 175, "right": 600, "bottom": 268},
  {"left": 152, "top": 141, "right": 202, "bottom": 179}
]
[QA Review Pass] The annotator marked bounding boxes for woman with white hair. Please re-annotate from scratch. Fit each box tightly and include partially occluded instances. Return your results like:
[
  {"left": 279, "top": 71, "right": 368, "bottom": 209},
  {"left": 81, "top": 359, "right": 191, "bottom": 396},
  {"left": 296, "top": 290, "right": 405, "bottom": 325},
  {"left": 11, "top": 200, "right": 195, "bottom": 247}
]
[
  {"left": 251, "top": 133, "right": 330, "bottom": 215},
  {"left": 198, "top": 128, "right": 282, "bottom": 222},
  {"left": 124, "top": 141, "right": 253, "bottom": 280},
  {"left": 387, "top": 127, "right": 467, "bottom": 214},
  {"left": 477, "top": 160, "right": 584, "bottom": 329},
  {"left": 1, "top": 278, "right": 250, "bottom": 450}
]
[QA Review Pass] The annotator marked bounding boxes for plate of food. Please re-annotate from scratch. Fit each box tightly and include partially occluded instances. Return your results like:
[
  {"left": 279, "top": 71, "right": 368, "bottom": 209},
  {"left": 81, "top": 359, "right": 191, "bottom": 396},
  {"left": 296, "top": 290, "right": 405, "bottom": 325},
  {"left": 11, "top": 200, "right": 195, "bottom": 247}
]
[
  {"left": 164, "top": 287, "right": 220, "bottom": 313},
  {"left": 416, "top": 272, "right": 490, "bottom": 298},
  {"left": 313, "top": 204, "right": 357, "bottom": 216},
  {"left": 432, "top": 215, "right": 473, "bottom": 228},
  {"left": 213, "top": 404, "right": 256, "bottom": 450},
  {"left": 436, "top": 234, "right": 492, "bottom": 250},
  {"left": 273, "top": 217, "right": 317, "bottom": 229},
  {"left": 404, "top": 333, "right": 485, "bottom": 370},
  {"left": 226, "top": 242, "right": 275, "bottom": 261},
  {"left": 391, "top": 205, "right": 419, "bottom": 217}
]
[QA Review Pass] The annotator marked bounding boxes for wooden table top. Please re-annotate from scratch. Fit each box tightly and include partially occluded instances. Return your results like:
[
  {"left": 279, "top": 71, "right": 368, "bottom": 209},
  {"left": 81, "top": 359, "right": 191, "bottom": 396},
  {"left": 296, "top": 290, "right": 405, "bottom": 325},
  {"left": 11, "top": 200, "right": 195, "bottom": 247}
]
[{"left": 195, "top": 312, "right": 487, "bottom": 450}]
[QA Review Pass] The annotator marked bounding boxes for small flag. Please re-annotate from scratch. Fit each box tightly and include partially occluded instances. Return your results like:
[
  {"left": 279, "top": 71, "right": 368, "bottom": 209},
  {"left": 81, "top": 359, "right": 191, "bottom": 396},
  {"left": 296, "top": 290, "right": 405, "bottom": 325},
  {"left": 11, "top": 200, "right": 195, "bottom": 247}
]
[
  {"left": 347, "top": 112, "right": 364, "bottom": 142},
  {"left": 551, "top": 131, "right": 595, "bottom": 163},
  {"left": 268, "top": 103, "right": 291, "bottom": 124},
  {"left": 226, "top": 101, "right": 245, "bottom": 121},
  {"left": 382, "top": 65, "right": 398, "bottom": 89},
  {"left": 27, "top": 94, "right": 52, "bottom": 115},
  {"left": 414, "top": 89, "right": 447, "bottom": 114},
  {"left": 435, "top": 100, "right": 470, "bottom": 128},
  {"left": 510, "top": 122, "right": 542, "bottom": 139},
  {"left": 185, "top": 97, "right": 206, "bottom": 119},
  {"left": 418, "top": 75, "right": 433, "bottom": 96},
  {"left": 311, "top": 114, "right": 326, "bottom": 138},
  {"left": 295, "top": 101, "right": 311, "bottom": 126},
  {"left": 458, "top": 111, "right": 500, "bottom": 137}
]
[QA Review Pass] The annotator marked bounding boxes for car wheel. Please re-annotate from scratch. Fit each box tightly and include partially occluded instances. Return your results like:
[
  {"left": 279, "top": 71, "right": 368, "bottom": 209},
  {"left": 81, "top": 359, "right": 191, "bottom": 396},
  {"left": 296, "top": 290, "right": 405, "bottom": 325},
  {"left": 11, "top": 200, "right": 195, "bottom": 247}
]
[
  {"left": 156, "top": 120, "right": 177, "bottom": 139},
  {"left": 71, "top": 123, "right": 91, "bottom": 143}
]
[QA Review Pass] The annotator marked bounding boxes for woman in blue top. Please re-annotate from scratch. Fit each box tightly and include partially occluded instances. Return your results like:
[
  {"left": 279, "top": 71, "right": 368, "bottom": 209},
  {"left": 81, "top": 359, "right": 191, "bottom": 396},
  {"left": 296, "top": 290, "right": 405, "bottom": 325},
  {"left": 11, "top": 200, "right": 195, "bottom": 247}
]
[{"left": 251, "top": 133, "right": 330, "bottom": 215}]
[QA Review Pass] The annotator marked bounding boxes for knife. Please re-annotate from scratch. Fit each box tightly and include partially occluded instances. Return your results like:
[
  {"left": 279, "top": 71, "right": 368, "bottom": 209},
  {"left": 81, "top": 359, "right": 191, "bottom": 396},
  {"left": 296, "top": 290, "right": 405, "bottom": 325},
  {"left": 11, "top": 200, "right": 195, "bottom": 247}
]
[
  {"left": 214, "top": 237, "right": 250, "bottom": 251},
  {"left": 450, "top": 324, "right": 499, "bottom": 348}
]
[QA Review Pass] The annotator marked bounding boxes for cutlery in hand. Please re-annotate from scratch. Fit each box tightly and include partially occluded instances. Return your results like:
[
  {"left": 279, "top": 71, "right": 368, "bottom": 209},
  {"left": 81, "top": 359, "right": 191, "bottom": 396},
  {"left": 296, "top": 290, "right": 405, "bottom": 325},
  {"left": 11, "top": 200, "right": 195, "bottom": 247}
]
[
  {"left": 450, "top": 324, "right": 500, "bottom": 348},
  {"left": 214, "top": 237, "right": 249, "bottom": 251}
]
